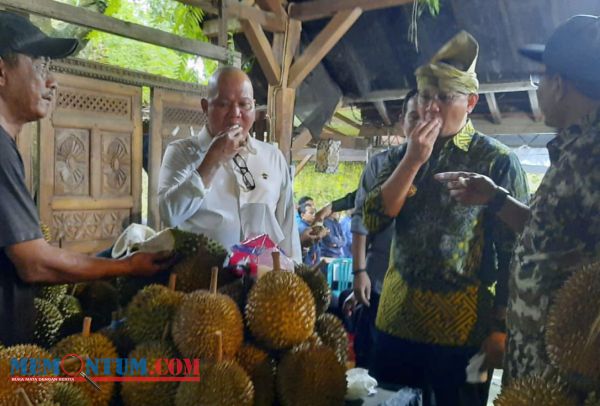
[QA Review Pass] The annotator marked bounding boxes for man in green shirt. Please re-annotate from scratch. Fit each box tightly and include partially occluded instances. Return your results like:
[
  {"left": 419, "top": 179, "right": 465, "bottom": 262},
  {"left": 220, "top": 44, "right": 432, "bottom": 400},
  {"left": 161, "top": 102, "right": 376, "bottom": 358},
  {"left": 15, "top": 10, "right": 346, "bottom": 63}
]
[{"left": 363, "top": 31, "right": 529, "bottom": 405}]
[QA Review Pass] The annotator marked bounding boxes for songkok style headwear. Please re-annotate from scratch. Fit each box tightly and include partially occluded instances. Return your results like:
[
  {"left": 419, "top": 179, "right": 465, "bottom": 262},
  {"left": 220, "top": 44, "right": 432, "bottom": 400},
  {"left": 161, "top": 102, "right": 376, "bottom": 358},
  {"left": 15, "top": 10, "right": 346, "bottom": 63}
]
[{"left": 415, "top": 30, "right": 479, "bottom": 94}]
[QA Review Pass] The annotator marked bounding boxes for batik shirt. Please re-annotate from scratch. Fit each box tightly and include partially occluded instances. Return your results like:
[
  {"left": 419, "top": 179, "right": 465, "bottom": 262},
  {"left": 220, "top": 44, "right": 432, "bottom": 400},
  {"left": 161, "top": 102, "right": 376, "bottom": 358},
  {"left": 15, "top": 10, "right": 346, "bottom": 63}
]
[
  {"left": 506, "top": 108, "right": 600, "bottom": 381},
  {"left": 364, "top": 121, "right": 529, "bottom": 347}
]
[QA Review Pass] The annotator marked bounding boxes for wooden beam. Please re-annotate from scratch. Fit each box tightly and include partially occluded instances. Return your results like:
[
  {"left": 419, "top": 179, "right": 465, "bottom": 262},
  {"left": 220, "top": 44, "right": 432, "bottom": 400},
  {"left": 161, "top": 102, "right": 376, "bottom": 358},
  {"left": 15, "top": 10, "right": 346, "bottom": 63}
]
[
  {"left": 217, "top": 0, "right": 228, "bottom": 48},
  {"left": 176, "top": 0, "right": 218, "bottom": 15},
  {"left": 294, "top": 153, "right": 313, "bottom": 176},
  {"left": 344, "top": 81, "right": 537, "bottom": 104},
  {"left": 334, "top": 112, "right": 361, "bottom": 129},
  {"left": 255, "top": 0, "right": 286, "bottom": 17},
  {"left": 288, "top": 7, "right": 362, "bottom": 89},
  {"left": 204, "top": 18, "right": 242, "bottom": 37},
  {"left": 289, "top": 0, "right": 411, "bottom": 21},
  {"left": 528, "top": 90, "right": 544, "bottom": 122},
  {"left": 324, "top": 125, "right": 348, "bottom": 137},
  {"left": 485, "top": 93, "right": 502, "bottom": 124},
  {"left": 227, "top": 3, "right": 286, "bottom": 32},
  {"left": 1, "top": 0, "right": 233, "bottom": 62},
  {"left": 240, "top": 19, "right": 281, "bottom": 85},
  {"left": 292, "top": 127, "right": 313, "bottom": 151},
  {"left": 373, "top": 100, "right": 392, "bottom": 126}
]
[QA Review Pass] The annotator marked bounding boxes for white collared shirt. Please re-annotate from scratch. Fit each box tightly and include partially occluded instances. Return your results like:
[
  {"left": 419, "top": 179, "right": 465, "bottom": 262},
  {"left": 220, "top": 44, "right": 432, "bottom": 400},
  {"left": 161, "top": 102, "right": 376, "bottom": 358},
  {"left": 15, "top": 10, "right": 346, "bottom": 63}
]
[{"left": 158, "top": 127, "right": 301, "bottom": 262}]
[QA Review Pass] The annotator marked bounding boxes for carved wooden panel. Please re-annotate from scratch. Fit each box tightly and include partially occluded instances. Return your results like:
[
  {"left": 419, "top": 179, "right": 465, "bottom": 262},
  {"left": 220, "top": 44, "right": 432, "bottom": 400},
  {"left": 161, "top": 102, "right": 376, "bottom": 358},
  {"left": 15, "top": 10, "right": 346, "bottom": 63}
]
[
  {"left": 148, "top": 88, "right": 206, "bottom": 229},
  {"left": 57, "top": 89, "right": 130, "bottom": 116},
  {"left": 54, "top": 128, "right": 90, "bottom": 196},
  {"left": 51, "top": 210, "right": 130, "bottom": 242},
  {"left": 101, "top": 132, "right": 131, "bottom": 197},
  {"left": 39, "top": 73, "right": 142, "bottom": 254}
]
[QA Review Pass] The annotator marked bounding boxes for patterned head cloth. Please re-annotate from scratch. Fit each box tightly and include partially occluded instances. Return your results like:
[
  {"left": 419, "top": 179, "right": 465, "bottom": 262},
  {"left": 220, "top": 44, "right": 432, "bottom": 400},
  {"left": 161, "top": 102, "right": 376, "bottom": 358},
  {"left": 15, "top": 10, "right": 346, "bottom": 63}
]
[{"left": 415, "top": 31, "right": 479, "bottom": 94}]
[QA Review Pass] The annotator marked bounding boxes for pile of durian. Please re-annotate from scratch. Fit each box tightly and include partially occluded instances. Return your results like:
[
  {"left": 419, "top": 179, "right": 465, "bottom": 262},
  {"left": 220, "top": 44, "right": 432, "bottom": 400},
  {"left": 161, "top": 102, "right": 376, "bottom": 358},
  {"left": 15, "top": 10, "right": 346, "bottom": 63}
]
[
  {"left": 1, "top": 230, "right": 349, "bottom": 405},
  {"left": 495, "top": 261, "right": 600, "bottom": 405}
]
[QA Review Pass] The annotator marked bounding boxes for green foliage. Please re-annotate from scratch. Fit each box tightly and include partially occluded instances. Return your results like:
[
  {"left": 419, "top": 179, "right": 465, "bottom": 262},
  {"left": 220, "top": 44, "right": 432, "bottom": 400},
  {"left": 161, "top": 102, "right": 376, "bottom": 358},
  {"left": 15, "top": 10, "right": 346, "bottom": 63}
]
[
  {"left": 421, "top": 0, "right": 441, "bottom": 16},
  {"left": 76, "top": 0, "right": 218, "bottom": 100},
  {"left": 293, "top": 162, "right": 364, "bottom": 208}
]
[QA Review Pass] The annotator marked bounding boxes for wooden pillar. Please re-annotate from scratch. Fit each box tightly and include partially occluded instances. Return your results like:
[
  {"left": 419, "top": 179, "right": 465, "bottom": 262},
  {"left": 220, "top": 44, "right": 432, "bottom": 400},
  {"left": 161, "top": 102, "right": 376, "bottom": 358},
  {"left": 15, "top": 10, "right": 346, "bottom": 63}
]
[{"left": 272, "top": 87, "right": 296, "bottom": 161}]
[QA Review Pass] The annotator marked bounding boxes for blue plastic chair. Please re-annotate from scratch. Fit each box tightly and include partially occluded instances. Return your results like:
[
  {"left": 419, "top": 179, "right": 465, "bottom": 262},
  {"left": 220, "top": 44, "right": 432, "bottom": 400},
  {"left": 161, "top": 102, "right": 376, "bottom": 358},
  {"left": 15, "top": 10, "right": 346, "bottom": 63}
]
[{"left": 326, "top": 258, "right": 353, "bottom": 297}]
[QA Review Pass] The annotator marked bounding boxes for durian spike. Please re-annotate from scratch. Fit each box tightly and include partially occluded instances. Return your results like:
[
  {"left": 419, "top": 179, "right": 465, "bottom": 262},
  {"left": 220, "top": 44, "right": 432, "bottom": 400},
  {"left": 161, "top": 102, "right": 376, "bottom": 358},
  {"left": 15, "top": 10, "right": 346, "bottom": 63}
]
[
  {"left": 82, "top": 317, "right": 92, "bottom": 337},
  {"left": 168, "top": 273, "right": 177, "bottom": 291},
  {"left": 210, "top": 267, "right": 219, "bottom": 294},
  {"left": 215, "top": 331, "right": 223, "bottom": 363},
  {"left": 15, "top": 387, "right": 34, "bottom": 406},
  {"left": 271, "top": 251, "right": 281, "bottom": 272},
  {"left": 586, "top": 310, "right": 600, "bottom": 348}
]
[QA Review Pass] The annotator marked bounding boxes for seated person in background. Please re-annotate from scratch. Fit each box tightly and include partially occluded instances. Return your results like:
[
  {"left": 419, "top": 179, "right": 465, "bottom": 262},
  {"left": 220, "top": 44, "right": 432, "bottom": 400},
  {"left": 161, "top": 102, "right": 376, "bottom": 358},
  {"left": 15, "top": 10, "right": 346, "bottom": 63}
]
[
  {"left": 297, "top": 202, "right": 328, "bottom": 266},
  {"left": 320, "top": 212, "right": 346, "bottom": 259},
  {"left": 340, "top": 209, "right": 353, "bottom": 258},
  {"left": 295, "top": 195, "right": 314, "bottom": 226},
  {"left": 158, "top": 67, "right": 301, "bottom": 262}
]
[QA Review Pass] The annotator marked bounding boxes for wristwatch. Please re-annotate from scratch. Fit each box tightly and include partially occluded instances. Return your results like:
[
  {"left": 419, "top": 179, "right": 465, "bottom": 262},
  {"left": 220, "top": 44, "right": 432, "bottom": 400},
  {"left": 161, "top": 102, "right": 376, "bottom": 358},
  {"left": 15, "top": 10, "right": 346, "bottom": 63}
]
[{"left": 487, "top": 186, "right": 510, "bottom": 214}]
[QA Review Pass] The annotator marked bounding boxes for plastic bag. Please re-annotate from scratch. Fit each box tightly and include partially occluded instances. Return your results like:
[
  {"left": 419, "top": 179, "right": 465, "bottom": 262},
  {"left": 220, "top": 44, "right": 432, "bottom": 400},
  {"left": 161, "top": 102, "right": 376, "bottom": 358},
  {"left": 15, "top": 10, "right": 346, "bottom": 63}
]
[
  {"left": 225, "top": 234, "right": 295, "bottom": 278},
  {"left": 345, "top": 368, "right": 378, "bottom": 400}
]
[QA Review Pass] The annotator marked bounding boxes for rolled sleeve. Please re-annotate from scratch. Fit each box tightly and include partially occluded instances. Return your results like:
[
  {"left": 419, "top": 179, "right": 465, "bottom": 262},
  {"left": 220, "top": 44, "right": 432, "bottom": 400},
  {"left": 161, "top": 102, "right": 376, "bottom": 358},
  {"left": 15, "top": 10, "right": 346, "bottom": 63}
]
[{"left": 158, "top": 142, "right": 210, "bottom": 227}]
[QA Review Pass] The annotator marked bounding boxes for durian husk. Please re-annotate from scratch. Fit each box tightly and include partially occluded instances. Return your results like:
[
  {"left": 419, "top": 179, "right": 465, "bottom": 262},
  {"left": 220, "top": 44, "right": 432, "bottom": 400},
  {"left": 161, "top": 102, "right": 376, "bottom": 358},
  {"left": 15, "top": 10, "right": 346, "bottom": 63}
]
[
  {"left": 121, "top": 341, "right": 178, "bottom": 406},
  {"left": 52, "top": 382, "right": 90, "bottom": 406},
  {"left": 546, "top": 262, "right": 600, "bottom": 390},
  {"left": 52, "top": 332, "right": 118, "bottom": 406},
  {"left": 295, "top": 264, "right": 331, "bottom": 316},
  {"left": 0, "top": 345, "right": 55, "bottom": 405},
  {"left": 172, "top": 290, "right": 244, "bottom": 361},
  {"left": 219, "top": 277, "right": 254, "bottom": 314},
  {"left": 315, "top": 313, "right": 348, "bottom": 365},
  {"left": 37, "top": 284, "right": 68, "bottom": 305},
  {"left": 124, "top": 284, "right": 184, "bottom": 344},
  {"left": 57, "top": 295, "right": 84, "bottom": 337},
  {"left": 276, "top": 345, "right": 346, "bottom": 406},
  {"left": 246, "top": 271, "right": 316, "bottom": 350},
  {"left": 169, "top": 231, "right": 233, "bottom": 293},
  {"left": 494, "top": 375, "right": 578, "bottom": 406},
  {"left": 74, "top": 281, "right": 120, "bottom": 330},
  {"left": 175, "top": 360, "right": 254, "bottom": 406},
  {"left": 34, "top": 297, "right": 64, "bottom": 348},
  {"left": 236, "top": 344, "right": 276, "bottom": 406}
]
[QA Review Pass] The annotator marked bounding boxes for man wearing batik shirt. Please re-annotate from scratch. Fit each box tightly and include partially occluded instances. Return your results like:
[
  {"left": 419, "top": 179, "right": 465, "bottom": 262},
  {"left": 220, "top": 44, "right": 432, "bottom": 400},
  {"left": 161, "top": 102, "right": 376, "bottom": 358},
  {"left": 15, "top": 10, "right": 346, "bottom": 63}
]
[
  {"left": 436, "top": 15, "right": 600, "bottom": 385},
  {"left": 363, "top": 31, "right": 529, "bottom": 405}
]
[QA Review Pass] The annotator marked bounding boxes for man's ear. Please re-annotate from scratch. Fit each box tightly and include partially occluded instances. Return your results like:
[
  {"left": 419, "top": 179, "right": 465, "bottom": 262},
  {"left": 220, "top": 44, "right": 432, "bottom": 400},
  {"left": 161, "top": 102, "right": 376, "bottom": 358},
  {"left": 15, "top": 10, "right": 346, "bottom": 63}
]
[
  {"left": 553, "top": 75, "right": 568, "bottom": 102},
  {"left": 0, "top": 59, "right": 8, "bottom": 87},
  {"left": 200, "top": 98, "right": 209, "bottom": 114},
  {"left": 466, "top": 93, "right": 479, "bottom": 114}
]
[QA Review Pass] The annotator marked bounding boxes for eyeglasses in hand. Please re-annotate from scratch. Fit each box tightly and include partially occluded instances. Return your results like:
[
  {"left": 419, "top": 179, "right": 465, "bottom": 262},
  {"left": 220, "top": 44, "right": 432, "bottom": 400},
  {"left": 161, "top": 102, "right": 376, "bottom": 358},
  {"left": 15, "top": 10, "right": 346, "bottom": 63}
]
[{"left": 232, "top": 153, "right": 256, "bottom": 191}]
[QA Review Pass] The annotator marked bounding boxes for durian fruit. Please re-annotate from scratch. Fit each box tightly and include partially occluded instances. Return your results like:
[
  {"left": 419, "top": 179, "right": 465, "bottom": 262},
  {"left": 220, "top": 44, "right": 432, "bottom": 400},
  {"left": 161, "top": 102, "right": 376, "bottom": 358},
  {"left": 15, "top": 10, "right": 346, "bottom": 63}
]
[
  {"left": 315, "top": 313, "right": 348, "bottom": 365},
  {"left": 124, "top": 277, "right": 184, "bottom": 344},
  {"left": 34, "top": 297, "right": 64, "bottom": 347},
  {"left": 40, "top": 222, "right": 52, "bottom": 242},
  {"left": 57, "top": 294, "right": 84, "bottom": 337},
  {"left": 172, "top": 267, "right": 244, "bottom": 361},
  {"left": 75, "top": 281, "right": 120, "bottom": 330},
  {"left": 276, "top": 345, "right": 346, "bottom": 406},
  {"left": 246, "top": 252, "right": 316, "bottom": 350},
  {"left": 295, "top": 263, "right": 331, "bottom": 316},
  {"left": 37, "top": 284, "right": 68, "bottom": 305},
  {"left": 175, "top": 332, "right": 254, "bottom": 406},
  {"left": 219, "top": 277, "right": 254, "bottom": 314},
  {"left": 121, "top": 341, "right": 178, "bottom": 406},
  {"left": 99, "top": 311, "right": 135, "bottom": 358},
  {"left": 236, "top": 343, "right": 276, "bottom": 406},
  {"left": 52, "top": 383, "right": 90, "bottom": 406},
  {"left": 0, "top": 344, "right": 55, "bottom": 405},
  {"left": 546, "top": 262, "right": 600, "bottom": 390},
  {"left": 52, "top": 317, "right": 118, "bottom": 406},
  {"left": 169, "top": 229, "right": 233, "bottom": 292},
  {"left": 494, "top": 376, "right": 578, "bottom": 406}
]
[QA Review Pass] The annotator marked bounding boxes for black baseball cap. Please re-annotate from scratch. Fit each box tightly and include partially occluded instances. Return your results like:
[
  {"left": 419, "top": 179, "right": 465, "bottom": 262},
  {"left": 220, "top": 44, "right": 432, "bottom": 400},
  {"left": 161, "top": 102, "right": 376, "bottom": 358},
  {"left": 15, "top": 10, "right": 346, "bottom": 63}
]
[
  {"left": 520, "top": 15, "right": 600, "bottom": 99},
  {"left": 0, "top": 11, "right": 78, "bottom": 59}
]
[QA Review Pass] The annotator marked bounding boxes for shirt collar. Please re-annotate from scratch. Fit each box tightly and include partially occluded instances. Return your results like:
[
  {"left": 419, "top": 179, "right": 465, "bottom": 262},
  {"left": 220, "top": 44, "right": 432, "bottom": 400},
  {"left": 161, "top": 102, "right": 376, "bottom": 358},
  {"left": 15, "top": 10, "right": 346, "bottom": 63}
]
[
  {"left": 450, "top": 119, "right": 476, "bottom": 152},
  {"left": 197, "top": 126, "right": 258, "bottom": 156},
  {"left": 548, "top": 106, "right": 600, "bottom": 162}
]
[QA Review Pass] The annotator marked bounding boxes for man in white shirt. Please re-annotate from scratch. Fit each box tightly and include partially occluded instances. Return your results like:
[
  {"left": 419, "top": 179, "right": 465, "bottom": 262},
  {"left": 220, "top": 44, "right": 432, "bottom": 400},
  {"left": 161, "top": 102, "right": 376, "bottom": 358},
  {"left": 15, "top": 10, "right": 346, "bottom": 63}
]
[{"left": 158, "top": 67, "right": 301, "bottom": 262}]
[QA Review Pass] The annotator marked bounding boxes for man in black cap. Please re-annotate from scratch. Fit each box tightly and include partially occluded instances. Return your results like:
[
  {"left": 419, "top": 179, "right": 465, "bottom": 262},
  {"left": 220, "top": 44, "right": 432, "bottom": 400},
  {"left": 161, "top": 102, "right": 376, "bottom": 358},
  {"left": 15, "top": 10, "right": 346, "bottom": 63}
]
[
  {"left": 435, "top": 15, "right": 600, "bottom": 382},
  {"left": 0, "top": 11, "right": 173, "bottom": 346}
]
